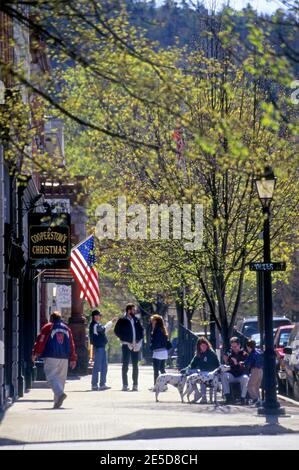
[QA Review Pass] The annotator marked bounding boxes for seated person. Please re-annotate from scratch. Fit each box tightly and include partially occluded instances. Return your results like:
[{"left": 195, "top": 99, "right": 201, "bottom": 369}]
[
  {"left": 181, "top": 337, "right": 220, "bottom": 404},
  {"left": 245, "top": 339, "right": 264, "bottom": 405},
  {"left": 222, "top": 337, "right": 249, "bottom": 405}
]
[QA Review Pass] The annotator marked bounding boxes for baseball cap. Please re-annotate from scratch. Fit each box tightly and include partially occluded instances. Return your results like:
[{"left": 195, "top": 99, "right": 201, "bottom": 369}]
[{"left": 92, "top": 310, "right": 102, "bottom": 318}]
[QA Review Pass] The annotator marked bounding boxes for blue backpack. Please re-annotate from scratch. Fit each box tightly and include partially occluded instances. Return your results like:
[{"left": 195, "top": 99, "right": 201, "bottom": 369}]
[{"left": 42, "top": 321, "right": 71, "bottom": 359}]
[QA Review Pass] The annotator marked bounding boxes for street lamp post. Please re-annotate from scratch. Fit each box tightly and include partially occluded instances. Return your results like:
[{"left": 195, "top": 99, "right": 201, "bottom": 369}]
[{"left": 255, "top": 166, "right": 285, "bottom": 415}]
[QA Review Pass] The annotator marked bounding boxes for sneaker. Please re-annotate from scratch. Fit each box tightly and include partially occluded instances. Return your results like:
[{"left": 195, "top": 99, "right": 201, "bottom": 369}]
[
  {"left": 132, "top": 385, "right": 138, "bottom": 391},
  {"left": 240, "top": 397, "right": 248, "bottom": 406},
  {"left": 250, "top": 398, "right": 258, "bottom": 406},
  {"left": 98, "top": 385, "right": 111, "bottom": 391},
  {"left": 122, "top": 385, "right": 129, "bottom": 391},
  {"left": 53, "top": 393, "right": 67, "bottom": 409},
  {"left": 91, "top": 386, "right": 98, "bottom": 391}
]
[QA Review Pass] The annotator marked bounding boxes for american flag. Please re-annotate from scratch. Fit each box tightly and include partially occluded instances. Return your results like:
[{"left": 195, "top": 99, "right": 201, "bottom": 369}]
[{"left": 70, "top": 235, "right": 100, "bottom": 308}]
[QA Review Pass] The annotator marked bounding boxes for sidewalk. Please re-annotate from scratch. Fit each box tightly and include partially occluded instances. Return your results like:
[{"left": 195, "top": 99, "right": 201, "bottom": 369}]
[{"left": 1, "top": 364, "right": 299, "bottom": 449}]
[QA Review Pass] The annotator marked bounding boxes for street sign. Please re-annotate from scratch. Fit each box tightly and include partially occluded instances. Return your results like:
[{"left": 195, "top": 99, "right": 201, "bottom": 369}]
[
  {"left": 249, "top": 262, "right": 286, "bottom": 272},
  {"left": 56, "top": 285, "right": 72, "bottom": 308},
  {"left": 29, "top": 213, "right": 71, "bottom": 269}
]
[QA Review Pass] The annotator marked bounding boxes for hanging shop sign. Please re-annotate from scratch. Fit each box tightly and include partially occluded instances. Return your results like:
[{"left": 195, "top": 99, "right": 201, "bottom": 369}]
[{"left": 29, "top": 212, "right": 71, "bottom": 269}]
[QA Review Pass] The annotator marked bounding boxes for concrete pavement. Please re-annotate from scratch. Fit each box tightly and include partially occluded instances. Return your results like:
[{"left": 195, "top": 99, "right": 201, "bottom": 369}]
[{"left": 1, "top": 364, "right": 299, "bottom": 449}]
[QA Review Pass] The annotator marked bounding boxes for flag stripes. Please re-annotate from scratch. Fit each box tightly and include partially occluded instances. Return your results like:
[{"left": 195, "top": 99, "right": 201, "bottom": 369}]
[{"left": 70, "top": 235, "right": 100, "bottom": 308}]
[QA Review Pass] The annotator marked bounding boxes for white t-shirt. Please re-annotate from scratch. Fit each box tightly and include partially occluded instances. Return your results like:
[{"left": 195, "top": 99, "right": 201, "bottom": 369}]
[
  {"left": 152, "top": 349, "right": 168, "bottom": 360},
  {"left": 122, "top": 315, "right": 142, "bottom": 352}
]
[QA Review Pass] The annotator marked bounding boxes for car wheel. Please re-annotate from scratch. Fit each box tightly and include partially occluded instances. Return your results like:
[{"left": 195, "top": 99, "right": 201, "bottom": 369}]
[{"left": 293, "top": 379, "right": 299, "bottom": 402}]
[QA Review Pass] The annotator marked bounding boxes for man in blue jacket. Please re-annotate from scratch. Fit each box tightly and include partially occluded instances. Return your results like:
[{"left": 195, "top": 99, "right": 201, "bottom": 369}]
[
  {"left": 32, "top": 311, "right": 77, "bottom": 409},
  {"left": 114, "top": 304, "right": 144, "bottom": 391},
  {"left": 89, "top": 310, "right": 115, "bottom": 391}
]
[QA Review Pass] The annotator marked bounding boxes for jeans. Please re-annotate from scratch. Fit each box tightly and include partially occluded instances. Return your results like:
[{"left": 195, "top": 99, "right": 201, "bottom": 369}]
[
  {"left": 43, "top": 357, "right": 68, "bottom": 404},
  {"left": 122, "top": 345, "right": 139, "bottom": 387},
  {"left": 92, "top": 347, "right": 108, "bottom": 387},
  {"left": 153, "top": 359, "right": 166, "bottom": 384},
  {"left": 221, "top": 372, "right": 249, "bottom": 398}
]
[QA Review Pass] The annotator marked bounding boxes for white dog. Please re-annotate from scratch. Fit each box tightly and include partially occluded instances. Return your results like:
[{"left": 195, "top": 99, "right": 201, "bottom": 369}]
[
  {"left": 154, "top": 373, "right": 187, "bottom": 402},
  {"left": 183, "top": 365, "right": 230, "bottom": 404}
]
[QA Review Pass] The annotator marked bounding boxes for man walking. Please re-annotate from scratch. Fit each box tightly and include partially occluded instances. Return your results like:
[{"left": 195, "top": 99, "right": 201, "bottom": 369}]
[
  {"left": 89, "top": 310, "right": 115, "bottom": 391},
  {"left": 32, "top": 311, "right": 77, "bottom": 409},
  {"left": 114, "top": 304, "right": 144, "bottom": 391}
]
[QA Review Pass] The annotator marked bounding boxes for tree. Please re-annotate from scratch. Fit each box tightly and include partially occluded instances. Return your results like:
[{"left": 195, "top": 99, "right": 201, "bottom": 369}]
[
  {"left": 2, "top": 1, "right": 298, "bottom": 348},
  {"left": 62, "top": 34, "right": 299, "bottom": 348}
]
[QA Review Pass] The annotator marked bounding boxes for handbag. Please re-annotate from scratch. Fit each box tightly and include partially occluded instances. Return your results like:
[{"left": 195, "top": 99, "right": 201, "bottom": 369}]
[{"left": 166, "top": 339, "right": 173, "bottom": 351}]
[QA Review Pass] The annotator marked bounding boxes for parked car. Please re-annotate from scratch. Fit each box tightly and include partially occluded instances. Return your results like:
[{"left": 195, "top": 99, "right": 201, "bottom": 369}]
[
  {"left": 249, "top": 331, "right": 276, "bottom": 347},
  {"left": 274, "top": 325, "right": 295, "bottom": 392},
  {"left": 236, "top": 316, "right": 292, "bottom": 338},
  {"left": 283, "top": 323, "right": 299, "bottom": 401}
]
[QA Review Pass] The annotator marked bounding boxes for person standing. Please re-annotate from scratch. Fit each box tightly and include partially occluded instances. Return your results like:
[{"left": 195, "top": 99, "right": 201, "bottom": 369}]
[
  {"left": 32, "top": 311, "right": 77, "bottom": 409},
  {"left": 89, "top": 310, "right": 116, "bottom": 391},
  {"left": 114, "top": 303, "right": 144, "bottom": 391},
  {"left": 245, "top": 339, "right": 264, "bottom": 404},
  {"left": 150, "top": 314, "right": 170, "bottom": 387}
]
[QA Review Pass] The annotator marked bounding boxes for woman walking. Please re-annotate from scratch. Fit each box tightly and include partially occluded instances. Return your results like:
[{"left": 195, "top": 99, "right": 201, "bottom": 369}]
[{"left": 150, "top": 314, "right": 170, "bottom": 387}]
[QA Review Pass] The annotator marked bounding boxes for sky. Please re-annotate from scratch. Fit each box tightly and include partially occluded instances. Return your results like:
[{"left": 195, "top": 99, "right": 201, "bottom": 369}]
[{"left": 155, "top": 0, "right": 286, "bottom": 14}]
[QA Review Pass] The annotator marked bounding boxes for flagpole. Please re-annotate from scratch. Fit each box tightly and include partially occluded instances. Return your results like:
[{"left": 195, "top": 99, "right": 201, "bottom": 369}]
[{"left": 33, "top": 269, "right": 46, "bottom": 281}]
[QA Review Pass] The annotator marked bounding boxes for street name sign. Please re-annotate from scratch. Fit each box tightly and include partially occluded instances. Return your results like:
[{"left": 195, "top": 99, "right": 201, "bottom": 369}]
[{"left": 249, "top": 262, "right": 286, "bottom": 272}]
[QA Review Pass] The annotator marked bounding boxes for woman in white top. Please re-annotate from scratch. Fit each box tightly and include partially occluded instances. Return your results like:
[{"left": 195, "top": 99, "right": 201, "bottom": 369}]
[{"left": 150, "top": 314, "right": 170, "bottom": 386}]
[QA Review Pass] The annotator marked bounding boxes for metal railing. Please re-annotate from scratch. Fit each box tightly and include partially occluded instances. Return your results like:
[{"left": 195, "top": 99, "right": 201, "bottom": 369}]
[{"left": 177, "top": 324, "right": 199, "bottom": 369}]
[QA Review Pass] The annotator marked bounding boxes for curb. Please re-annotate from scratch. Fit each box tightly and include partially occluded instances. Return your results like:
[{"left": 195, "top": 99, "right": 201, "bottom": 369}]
[{"left": 278, "top": 394, "right": 299, "bottom": 407}]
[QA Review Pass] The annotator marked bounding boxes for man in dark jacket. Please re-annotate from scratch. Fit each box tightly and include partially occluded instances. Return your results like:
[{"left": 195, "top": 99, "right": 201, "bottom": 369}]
[
  {"left": 114, "top": 303, "right": 144, "bottom": 391},
  {"left": 89, "top": 310, "right": 115, "bottom": 391},
  {"left": 222, "top": 337, "right": 249, "bottom": 404},
  {"left": 32, "top": 311, "right": 77, "bottom": 409}
]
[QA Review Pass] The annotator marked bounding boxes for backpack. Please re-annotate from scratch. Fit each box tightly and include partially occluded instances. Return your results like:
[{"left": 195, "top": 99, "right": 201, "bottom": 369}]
[{"left": 42, "top": 321, "right": 71, "bottom": 359}]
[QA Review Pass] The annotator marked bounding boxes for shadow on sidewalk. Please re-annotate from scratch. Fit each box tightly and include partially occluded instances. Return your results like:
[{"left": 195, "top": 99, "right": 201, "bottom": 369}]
[
  {"left": 17, "top": 399, "right": 53, "bottom": 403},
  {"left": 0, "top": 422, "right": 295, "bottom": 447},
  {"left": 114, "top": 423, "right": 294, "bottom": 440}
]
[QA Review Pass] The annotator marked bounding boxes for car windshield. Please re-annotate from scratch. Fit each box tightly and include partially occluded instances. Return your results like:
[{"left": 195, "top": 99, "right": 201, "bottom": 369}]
[
  {"left": 241, "top": 319, "right": 290, "bottom": 338},
  {"left": 251, "top": 334, "right": 261, "bottom": 346},
  {"left": 278, "top": 331, "right": 291, "bottom": 347},
  {"left": 273, "top": 319, "right": 291, "bottom": 329},
  {"left": 243, "top": 322, "right": 258, "bottom": 336}
]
